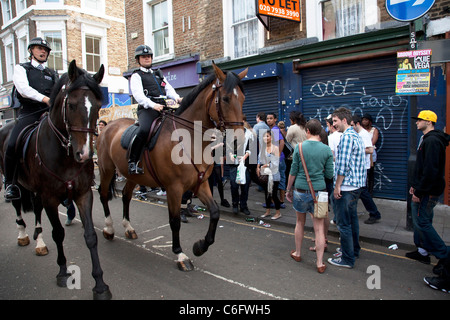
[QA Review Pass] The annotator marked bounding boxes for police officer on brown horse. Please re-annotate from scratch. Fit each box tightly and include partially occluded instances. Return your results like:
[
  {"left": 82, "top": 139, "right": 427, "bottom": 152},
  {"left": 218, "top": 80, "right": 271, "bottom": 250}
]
[
  {"left": 128, "top": 45, "right": 182, "bottom": 174},
  {"left": 4, "top": 37, "right": 58, "bottom": 201}
]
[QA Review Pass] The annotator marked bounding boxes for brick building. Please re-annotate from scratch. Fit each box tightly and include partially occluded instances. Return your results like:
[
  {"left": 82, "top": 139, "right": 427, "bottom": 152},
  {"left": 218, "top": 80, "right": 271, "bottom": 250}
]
[{"left": 0, "top": 0, "right": 128, "bottom": 123}]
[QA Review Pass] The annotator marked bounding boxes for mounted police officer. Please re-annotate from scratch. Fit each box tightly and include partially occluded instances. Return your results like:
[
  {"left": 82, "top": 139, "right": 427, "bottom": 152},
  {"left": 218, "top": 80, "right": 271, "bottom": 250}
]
[
  {"left": 128, "top": 45, "right": 182, "bottom": 174},
  {"left": 4, "top": 37, "right": 58, "bottom": 200}
]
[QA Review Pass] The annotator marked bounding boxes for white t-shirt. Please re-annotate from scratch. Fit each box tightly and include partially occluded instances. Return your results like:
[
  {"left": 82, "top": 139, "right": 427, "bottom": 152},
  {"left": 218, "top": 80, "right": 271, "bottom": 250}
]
[
  {"left": 328, "top": 131, "right": 343, "bottom": 160},
  {"left": 358, "top": 129, "right": 373, "bottom": 170}
]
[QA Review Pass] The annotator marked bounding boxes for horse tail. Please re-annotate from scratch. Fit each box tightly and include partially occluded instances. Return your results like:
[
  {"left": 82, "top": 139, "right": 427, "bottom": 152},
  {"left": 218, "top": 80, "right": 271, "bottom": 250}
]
[
  {"left": 98, "top": 174, "right": 117, "bottom": 201},
  {"left": 19, "top": 187, "right": 34, "bottom": 213}
]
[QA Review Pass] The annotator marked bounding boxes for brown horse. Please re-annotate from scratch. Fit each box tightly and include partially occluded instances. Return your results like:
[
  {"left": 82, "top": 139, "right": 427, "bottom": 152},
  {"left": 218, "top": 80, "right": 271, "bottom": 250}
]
[
  {"left": 0, "top": 60, "right": 111, "bottom": 299},
  {"left": 97, "top": 63, "right": 247, "bottom": 271}
]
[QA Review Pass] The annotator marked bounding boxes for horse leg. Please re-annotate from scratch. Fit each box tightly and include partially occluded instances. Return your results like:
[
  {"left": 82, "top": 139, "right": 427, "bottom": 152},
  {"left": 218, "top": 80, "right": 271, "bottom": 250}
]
[
  {"left": 32, "top": 196, "right": 48, "bottom": 256},
  {"left": 98, "top": 168, "right": 116, "bottom": 240},
  {"left": 166, "top": 188, "right": 194, "bottom": 271},
  {"left": 122, "top": 180, "right": 138, "bottom": 239},
  {"left": 13, "top": 200, "right": 30, "bottom": 247},
  {"left": 192, "top": 182, "right": 219, "bottom": 257},
  {"left": 43, "top": 201, "right": 70, "bottom": 288},
  {"left": 76, "top": 191, "right": 112, "bottom": 300}
]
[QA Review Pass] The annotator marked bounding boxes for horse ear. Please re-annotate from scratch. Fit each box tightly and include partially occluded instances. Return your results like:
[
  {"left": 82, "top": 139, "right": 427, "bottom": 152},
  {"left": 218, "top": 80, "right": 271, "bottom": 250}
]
[
  {"left": 68, "top": 60, "right": 79, "bottom": 83},
  {"left": 93, "top": 64, "right": 105, "bottom": 84},
  {"left": 212, "top": 61, "right": 226, "bottom": 82},
  {"left": 238, "top": 67, "right": 248, "bottom": 80}
]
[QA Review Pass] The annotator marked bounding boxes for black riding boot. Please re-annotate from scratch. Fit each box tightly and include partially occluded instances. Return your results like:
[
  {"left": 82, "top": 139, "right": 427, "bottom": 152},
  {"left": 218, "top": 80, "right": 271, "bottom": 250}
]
[
  {"left": 128, "top": 135, "right": 145, "bottom": 175},
  {"left": 4, "top": 153, "right": 21, "bottom": 201}
]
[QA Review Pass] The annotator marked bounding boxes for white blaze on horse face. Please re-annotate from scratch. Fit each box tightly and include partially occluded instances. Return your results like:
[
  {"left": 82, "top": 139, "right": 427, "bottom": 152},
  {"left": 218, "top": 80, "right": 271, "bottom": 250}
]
[
  {"left": 80, "top": 96, "right": 93, "bottom": 161},
  {"left": 233, "top": 88, "right": 239, "bottom": 98}
]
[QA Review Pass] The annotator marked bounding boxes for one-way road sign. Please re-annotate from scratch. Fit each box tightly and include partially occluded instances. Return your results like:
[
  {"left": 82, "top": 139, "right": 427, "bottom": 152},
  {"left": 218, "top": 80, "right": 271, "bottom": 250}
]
[{"left": 386, "top": 0, "right": 435, "bottom": 21}]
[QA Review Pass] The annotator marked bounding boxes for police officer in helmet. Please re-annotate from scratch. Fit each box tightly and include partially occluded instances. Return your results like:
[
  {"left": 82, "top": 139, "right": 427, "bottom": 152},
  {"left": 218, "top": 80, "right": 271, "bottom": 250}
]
[
  {"left": 4, "top": 37, "right": 58, "bottom": 200},
  {"left": 128, "top": 45, "right": 182, "bottom": 174}
]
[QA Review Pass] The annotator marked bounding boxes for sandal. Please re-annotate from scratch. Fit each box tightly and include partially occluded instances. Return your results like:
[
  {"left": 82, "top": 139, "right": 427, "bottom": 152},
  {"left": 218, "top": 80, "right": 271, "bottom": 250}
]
[{"left": 290, "top": 250, "right": 301, "bottom": 262}]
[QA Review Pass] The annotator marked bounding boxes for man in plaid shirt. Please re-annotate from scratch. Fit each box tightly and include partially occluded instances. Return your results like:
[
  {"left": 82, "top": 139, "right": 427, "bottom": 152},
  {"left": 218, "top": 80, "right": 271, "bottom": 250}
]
[{"left": 328, "top": 107, "right": 366, "bottom": 269}]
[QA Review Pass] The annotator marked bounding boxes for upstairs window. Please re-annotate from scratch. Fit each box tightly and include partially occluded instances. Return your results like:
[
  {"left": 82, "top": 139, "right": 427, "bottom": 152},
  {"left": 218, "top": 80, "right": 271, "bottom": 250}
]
[
  {"left": 1, "top": 0, "right": 12, "bottom": 23},
  {"left": 44, "top": 31, "right": 64, "bottom": 71},
  {"left": 151, "top": 1, "right": 169, "bottom": 57},
  {"left": 85, "top": 36, "right": 101, "bottom": 73},
  {"left": 231, "top": 0, "right": 259, "bottom": 58}
]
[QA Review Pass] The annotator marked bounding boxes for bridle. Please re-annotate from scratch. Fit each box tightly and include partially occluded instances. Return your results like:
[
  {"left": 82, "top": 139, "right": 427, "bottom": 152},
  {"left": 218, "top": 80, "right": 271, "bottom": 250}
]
[
  {"left": 47, "top": 85, "right": 97, "bottom": 156},
  {"left": 34, "top": 84, "right": 98, "bottom": 200}
]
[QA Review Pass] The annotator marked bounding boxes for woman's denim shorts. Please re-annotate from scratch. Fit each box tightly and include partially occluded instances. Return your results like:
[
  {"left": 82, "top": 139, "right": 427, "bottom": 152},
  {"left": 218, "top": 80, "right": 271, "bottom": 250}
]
[{"left": 293, "top": 190, "right": 314, "bottom": 214}]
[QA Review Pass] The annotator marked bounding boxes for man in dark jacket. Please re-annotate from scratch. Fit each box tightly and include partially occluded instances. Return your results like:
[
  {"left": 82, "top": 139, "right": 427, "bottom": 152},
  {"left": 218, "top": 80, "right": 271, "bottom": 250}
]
[{"left": 406, "top": 110, "right": 450, "bottom": 268}]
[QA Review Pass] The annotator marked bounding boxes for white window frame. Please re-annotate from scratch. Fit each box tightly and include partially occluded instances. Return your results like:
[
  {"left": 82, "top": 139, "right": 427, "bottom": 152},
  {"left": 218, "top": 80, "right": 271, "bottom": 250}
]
[
  {"left": 2, "top": 32, "right": 15, "bottom": 82},
  {"left": 34, "top": 17, "right": 68, "bottom": 73},
  {"left": 1, "top": 0, "right": 13, "bottom": 24},
  {"left": 14, "top": 21, "right": 29, "bottom": 63},
  {"left": 80, "top": 21, "right": 108, "bottom": 74},
  {"left": 143, "top": 0, "right": 174, "bottom": 63},
  {"left": 222, "top": 0, "right": 264, "bottom": 60},
  {"left": 307, "top": 0, "right": 379, "bottom": 41},
  {"left": 15, "top": 0, "right": 26, "bottom": 15}
]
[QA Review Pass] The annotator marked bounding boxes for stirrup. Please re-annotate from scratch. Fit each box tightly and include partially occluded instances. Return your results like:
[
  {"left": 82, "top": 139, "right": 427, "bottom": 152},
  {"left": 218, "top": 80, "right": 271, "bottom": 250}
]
[
  {"left": 5, "top": 184, "right": 21, "bottom": 201},
  {"left": 128, "top": 161, "right": 144, "bottom": 175}
]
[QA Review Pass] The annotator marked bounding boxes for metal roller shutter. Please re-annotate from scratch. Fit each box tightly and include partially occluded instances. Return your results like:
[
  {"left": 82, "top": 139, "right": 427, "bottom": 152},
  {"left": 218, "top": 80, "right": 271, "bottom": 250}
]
[
  {"left": 242, "top": 78, "right": 280, "bottom": 126},
  {"left": 300, "top": 56, "right": 408, "bottom": 200}
]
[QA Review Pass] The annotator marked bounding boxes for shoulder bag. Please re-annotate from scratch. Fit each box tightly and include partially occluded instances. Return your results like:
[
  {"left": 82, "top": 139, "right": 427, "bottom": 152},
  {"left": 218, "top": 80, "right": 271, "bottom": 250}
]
[{"left": 298, "top": 143, "right": 328, "bottom": 219}]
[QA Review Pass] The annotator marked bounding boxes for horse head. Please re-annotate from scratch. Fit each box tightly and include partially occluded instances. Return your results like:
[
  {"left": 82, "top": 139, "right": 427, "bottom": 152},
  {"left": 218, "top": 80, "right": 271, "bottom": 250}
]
[
  {"left": 209, "top": 62, "right": 248, "bottom": 132},
  {"left": 51, "top": 60, "right": 104, "bottom": 163}
]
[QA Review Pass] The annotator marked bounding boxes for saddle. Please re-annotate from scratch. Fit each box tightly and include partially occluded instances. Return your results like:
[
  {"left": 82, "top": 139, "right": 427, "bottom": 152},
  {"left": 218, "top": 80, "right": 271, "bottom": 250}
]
[
  {"left": 16, "top": 121, "right": 41, "bottom": 162},
  {"left": 120, "top": 115, "right": 166, "bottom": 155}
]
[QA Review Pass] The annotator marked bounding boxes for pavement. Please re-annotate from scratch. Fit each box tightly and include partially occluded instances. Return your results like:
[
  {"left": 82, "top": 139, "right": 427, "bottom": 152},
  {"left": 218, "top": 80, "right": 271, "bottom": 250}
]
[{"left": 114, "top": 177, "right": 450, "bottom": 253}]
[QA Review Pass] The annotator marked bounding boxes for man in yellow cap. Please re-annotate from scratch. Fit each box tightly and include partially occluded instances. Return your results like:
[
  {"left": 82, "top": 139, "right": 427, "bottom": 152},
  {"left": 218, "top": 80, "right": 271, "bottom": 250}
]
[{"left": 406, "top": 110, "right": 449, "bottom": 278}]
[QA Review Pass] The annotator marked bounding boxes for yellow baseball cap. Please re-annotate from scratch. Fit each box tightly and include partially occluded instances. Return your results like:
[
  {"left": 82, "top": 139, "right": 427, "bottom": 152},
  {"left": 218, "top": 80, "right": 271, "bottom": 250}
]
[{"left": 412, "top": 110, "right": 437, "bottom": 122}]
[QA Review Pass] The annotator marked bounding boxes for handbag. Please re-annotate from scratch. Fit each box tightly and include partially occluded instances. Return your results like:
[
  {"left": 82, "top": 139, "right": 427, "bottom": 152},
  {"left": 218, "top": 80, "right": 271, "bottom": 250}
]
[{"left": 299, "top": 143, "right": 328, "bottom": 219}]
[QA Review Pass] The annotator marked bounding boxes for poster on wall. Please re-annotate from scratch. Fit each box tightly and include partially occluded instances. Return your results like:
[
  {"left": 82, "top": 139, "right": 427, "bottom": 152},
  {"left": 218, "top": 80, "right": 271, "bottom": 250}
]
[{"left": 396, "top": 49, "right": 432, "bottom": 95}]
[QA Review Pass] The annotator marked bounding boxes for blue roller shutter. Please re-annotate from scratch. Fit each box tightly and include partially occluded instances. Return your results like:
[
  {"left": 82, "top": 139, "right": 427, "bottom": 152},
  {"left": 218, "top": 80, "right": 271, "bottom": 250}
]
[
  {"left": 300, "top": 56, "right": 408, "bottom": 200},
  {"left": 242, "top": 78, "right": 280, "bottom": 126}
]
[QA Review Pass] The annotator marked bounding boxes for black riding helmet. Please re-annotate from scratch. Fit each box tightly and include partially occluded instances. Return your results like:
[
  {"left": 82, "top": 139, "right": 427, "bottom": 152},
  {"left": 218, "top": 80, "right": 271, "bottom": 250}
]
[
  {"left": 28, "top": 37, "right": 52, "bottom": 53},
  {"left": 135, "top": 45, "right": 153, "bottom": 59}
]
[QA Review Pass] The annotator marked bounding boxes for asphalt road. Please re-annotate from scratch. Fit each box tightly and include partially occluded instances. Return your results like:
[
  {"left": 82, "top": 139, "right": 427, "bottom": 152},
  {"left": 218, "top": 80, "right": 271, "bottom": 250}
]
[{"left": 0, "top": 188, "right": 448, "bottom": 306}]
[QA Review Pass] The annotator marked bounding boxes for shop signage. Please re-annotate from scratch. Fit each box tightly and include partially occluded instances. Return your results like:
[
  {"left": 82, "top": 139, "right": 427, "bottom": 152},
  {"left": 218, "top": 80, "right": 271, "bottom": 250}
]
[
  {"left": 256, "top": 0, "right": 301, "bottom": 23},
  {"left": 396, "top": 49, "right": 432, "bottom": 95}
]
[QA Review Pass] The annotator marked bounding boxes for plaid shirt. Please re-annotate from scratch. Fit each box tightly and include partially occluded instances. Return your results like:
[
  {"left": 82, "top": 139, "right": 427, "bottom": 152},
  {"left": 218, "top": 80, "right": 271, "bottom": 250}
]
[{"left": 334, "top": 126, "right": 366, "bottom": 188}]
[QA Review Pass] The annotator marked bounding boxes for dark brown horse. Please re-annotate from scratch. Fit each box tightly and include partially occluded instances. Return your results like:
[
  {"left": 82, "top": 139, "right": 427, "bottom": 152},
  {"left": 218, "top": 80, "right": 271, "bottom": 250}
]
[
  {"left": 0, "top": 60, "right": 111, "bottom": 300},
  {"left": 97, "top": 63, "right": 247, "bottom": 271}
]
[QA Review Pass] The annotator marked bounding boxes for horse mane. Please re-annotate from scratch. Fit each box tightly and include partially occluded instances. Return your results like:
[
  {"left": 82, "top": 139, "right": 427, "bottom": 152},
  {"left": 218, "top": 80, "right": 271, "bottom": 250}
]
[
  {"left": 50, "top": 68, "right": 103, "bottom": 109},
  {"left": 175, "top": 70, "right": 245, "bottom": 116}
]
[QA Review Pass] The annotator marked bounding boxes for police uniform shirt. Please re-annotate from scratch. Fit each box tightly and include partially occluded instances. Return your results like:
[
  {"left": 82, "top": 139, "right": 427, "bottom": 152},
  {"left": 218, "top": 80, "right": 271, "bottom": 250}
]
[
  {"left": 13, "top": 59, "right": 51, "bottom": 104},
  {"left": 130, "top": 67, "right": 180, "bottom": 109}
]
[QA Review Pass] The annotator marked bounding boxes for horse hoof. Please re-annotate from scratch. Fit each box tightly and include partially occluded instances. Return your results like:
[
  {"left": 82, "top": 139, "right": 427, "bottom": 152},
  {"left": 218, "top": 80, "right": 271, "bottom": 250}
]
[
  {"left": 177, "top": 259, "right": 194, "bottom": 272},
  {"left": 125, "top": 230, "right": 138, "bottom": 240},
  {"left": 35, "top": 246, "right": 49, "bottom": 256},
  {"left": 193, "top": 240, "right": 208, "bottom": 257},
  {"left": 102, "top": 230, "right": 114, "bottom": 241},
  {"left": 17, "top": 236, "right": 30, "bottom": 247},
  {"left": 93, "top": 288, "right": 112, "bottom": 300},
  {"left": 56, "top": 274, "right": 70, "bottom": 287}
]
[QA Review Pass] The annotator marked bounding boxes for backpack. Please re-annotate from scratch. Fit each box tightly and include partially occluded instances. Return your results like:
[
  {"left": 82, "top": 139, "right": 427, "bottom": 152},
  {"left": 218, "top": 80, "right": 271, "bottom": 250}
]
[{"left": 10, "top": 85, "right": 21, "bottom": 109}]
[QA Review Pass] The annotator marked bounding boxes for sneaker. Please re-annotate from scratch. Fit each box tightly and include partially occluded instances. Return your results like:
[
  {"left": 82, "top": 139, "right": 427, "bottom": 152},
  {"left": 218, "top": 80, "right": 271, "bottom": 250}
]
[
  {"left": 364, "top": 216, "right": 380, "bottom": 224},
  {"left": 240, "top": 207, "right": 251, "bottom": 215},
  {"left": 423, "top": 276, "right": 450, "bottom": 293},
  {"left": 156, "top": 190, "right": 166, "bottom": 196},
  {"left": 280, "top": 202, "right": 286, "bottom": 209},
  {"left": 262, "top": 203, "right": 275, "bottom": 208},
  {"left": 333, "top": 247, "right": 342, "bottom": 258},
  {"left": 232, "top": 206, "right": 238, "bottom": 214},
  {"left": 327, "top": 257, "right": 353, "bottom": 268},
  {"left": 405, "top": 250, "right": 431, "bottom": 264}
]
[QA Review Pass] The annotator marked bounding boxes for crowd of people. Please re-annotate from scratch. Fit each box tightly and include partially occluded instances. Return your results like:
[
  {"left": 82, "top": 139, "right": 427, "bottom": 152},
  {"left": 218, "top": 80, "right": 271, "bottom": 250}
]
[{"left": 4, "top": 37, "right": 449, "bottom": 293}]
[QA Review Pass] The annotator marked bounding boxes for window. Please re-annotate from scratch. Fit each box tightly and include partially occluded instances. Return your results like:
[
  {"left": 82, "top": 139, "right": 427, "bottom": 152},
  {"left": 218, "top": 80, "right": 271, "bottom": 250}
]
[
  {"left": 1, "top": 0, "right": 12, "bottom": 23},
  {"left": 5, "top": 44, "right": 14, "bottom": 81},
  {"left": 44, "top": 32, "right": 63, "bottom": 71},
  {"left": 15, "top": 0, "right": 26, "bottom": 14},
  {"left": 309, "top": 0, "right": 380, "bottom": 41},
  {"left": 223, "top": 0, "right": 262, "bottom": 59},
  {"left": 85, "top": 36, "right": 101, "bottom": 73},
  {"left": 151, "top": 1, "right": 169, "bottom": 57},
  {"left": 18, "top": 36, "right": 28, "bottom": 63}
]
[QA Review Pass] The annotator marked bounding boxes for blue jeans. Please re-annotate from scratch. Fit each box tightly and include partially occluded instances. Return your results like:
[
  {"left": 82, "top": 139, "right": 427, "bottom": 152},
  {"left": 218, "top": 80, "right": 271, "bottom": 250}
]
[
  {"left": 333, "top": 189, "right": 362, "bottom": 266},
  {"left": 278, "top": 158, "right": 286, "bottom": 191},
  {"left": 359, "top": 187, "right": 381, "bottom": 219},
  {"left": 411, "top": 195, "right": 449, "bottom": 259}
]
